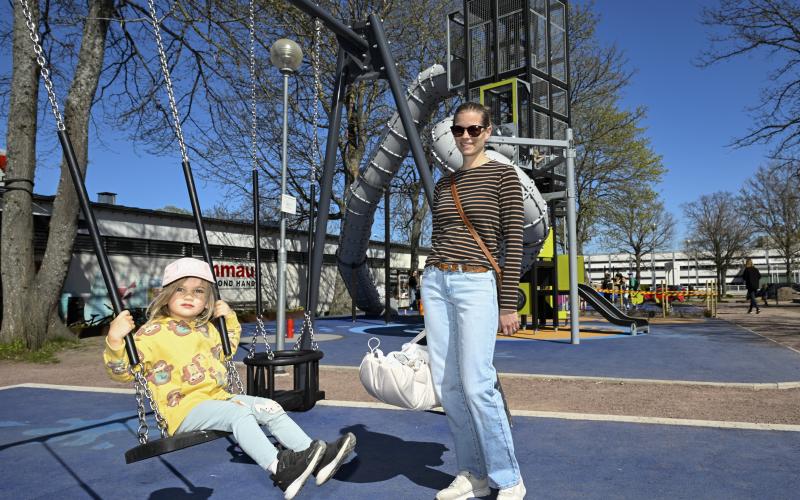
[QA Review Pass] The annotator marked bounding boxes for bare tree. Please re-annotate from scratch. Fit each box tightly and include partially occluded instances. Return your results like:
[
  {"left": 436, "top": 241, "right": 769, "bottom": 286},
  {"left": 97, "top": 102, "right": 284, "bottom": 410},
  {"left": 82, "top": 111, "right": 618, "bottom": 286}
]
[
  {"left": 683, "top": 191, "right": 753, "bottom": 293},
  {"left": 2, "top": 0, "right": 115, "bottom": 348},
  {"left": 699, "top": 0, "right": 800, "bottom": 164},
  {"left": 598, "top": 188, "right": 676, "bottom": 288},
  {"left": 740, "top": 163, "right": 800, "bottom": 279}
]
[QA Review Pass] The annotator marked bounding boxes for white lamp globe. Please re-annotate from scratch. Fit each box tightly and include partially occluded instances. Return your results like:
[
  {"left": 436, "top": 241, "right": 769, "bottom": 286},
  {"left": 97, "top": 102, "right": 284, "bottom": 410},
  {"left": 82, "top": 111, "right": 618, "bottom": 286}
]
[{"left": 270, "top": 38, "right": 303, "bottom": 72}]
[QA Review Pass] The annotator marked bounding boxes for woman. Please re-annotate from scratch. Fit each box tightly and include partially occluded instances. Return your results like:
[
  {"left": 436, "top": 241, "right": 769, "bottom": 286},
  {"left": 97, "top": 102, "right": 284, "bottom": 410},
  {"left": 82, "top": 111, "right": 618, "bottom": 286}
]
[
  {"left": 742, "top": 258, "right": 762, "bottom": 314},
  {"left": 421, "top": 102, "right": 525, "bottom": 500}
]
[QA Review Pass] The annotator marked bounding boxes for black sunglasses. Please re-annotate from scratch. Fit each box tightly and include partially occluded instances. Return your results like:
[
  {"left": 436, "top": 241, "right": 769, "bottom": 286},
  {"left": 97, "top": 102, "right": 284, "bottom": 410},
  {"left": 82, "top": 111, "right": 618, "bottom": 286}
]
[{"left": 450, "top": 124, "right": 487, "bottom": 137}]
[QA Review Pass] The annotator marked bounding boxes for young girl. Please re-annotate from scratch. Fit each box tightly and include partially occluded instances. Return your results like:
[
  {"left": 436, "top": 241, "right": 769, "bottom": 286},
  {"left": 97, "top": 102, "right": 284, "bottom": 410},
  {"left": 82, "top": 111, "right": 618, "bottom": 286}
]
[{"left": 104, "top": 257, "right": 355, "bottom": 499}]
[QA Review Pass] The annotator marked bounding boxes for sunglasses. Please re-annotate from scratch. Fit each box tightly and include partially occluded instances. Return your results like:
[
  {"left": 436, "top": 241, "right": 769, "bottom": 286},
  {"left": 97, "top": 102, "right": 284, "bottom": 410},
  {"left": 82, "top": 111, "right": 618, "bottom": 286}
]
[{"left": 450, "top": 124, "right": 487, "bottom": 137}]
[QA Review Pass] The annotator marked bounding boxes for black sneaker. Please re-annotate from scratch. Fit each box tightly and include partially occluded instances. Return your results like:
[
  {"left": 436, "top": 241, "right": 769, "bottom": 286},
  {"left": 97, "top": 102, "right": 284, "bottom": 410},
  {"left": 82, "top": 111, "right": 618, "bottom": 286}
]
[
  {"left": 270, "top": 440, "right": 326, "bottom": 499},
  {"left": 314, "top": 432, "right": 357, "bottom": 485}
]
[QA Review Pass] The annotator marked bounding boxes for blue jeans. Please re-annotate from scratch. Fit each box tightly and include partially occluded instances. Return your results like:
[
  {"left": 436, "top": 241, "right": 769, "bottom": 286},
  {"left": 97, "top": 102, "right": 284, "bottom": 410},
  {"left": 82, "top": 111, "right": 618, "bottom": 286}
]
[
  {"left": 421, "top": 266, "right": 521, "bottom": 489},
  {"left": 177, "top": 395, "right": 312, "bottom": 469}
]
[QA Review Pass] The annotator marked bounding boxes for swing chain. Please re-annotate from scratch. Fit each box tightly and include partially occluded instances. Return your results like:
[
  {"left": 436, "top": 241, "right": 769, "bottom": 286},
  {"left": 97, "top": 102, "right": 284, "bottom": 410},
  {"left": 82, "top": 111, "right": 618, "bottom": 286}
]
[
  {"left": 225, "top": 358, "right": 245, "bottom": 395},
  {"left": 310, "top": 16, "right": 322, "bottom": 177},
  {"left": 134, "top": 368, "right": 169, "bottom": 439},
  {"left": 293, "top": 310, "right": 319, "bottom": 351},
  {"left": 249, "top": 0, "right": 258, "bottom": 173},
  {"left": 248, "top": 315, "right": 275, "bottom": 359},
  {"left": 18, "top": 0, "right": 65, "bottom": 132},
  {"left": 133, "top": 372, "right": 150, "bottom": 445},
  {"left": 146, "top": 0, "right": 189, "bottom": 164}
]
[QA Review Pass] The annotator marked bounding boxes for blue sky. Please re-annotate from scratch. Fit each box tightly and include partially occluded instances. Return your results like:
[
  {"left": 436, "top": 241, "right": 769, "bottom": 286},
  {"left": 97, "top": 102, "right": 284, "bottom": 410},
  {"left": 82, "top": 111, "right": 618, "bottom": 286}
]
[{"left": 2, "top": 1, "right": 778, "bottom": 250}]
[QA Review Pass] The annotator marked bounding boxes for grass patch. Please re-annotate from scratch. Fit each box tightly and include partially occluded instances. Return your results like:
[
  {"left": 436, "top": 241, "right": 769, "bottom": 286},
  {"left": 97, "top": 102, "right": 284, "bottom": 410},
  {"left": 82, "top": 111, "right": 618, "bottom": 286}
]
[{"left": 0, "top": 337, "right": 80, "bottom": 364}]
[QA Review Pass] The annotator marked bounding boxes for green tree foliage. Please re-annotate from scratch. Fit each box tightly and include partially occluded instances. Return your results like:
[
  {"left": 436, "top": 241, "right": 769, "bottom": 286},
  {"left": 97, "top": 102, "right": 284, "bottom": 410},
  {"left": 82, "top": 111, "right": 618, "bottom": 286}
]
[{"left": 569, "top": 3, "right": 665, "bottom": 250}]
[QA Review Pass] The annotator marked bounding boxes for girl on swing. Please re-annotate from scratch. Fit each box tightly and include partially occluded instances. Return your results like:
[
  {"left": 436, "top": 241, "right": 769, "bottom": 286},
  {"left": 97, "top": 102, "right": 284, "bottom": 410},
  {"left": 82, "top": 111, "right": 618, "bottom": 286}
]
[{"left": 104, "top": 257, "right": 355, "bottom": 499}]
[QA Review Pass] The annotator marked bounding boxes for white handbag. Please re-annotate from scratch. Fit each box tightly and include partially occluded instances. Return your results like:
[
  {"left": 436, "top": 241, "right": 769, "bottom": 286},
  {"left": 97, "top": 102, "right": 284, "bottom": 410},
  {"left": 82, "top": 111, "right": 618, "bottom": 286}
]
[{"left": 358, "top": 330, "right": 440, "bottom": 411}]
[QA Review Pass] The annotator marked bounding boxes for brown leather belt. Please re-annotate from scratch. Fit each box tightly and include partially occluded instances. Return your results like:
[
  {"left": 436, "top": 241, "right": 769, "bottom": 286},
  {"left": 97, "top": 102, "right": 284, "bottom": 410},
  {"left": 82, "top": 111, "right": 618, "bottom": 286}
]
[{"left": 430, "top": 262, "right": 490, "bottom": 273}]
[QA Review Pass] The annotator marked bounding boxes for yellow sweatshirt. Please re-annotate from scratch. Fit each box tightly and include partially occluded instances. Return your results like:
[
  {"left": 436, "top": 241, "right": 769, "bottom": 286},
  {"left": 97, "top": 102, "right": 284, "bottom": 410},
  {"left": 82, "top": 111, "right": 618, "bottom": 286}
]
[{"left": 103, "top": 313, "right": 242, "bottom": 434}]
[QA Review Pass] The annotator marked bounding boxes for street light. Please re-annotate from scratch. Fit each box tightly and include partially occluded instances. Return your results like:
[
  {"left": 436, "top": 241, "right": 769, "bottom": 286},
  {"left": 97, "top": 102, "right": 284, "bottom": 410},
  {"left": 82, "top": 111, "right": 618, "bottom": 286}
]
[
  {"left": 270, "top": 38, "right": 303, "bottom": 351},
  {"left": 650, "top": 223, "right": 657, "bottom": 290},
  {"left": 686, "top": 239, "right": 699, "bottom": 287}
]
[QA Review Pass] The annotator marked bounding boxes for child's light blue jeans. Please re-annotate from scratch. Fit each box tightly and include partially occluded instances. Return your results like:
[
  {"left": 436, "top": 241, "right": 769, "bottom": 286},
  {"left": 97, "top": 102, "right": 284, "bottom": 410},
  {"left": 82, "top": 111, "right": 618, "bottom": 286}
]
[
  {"left": 421, "top": 266, "right": 521, "bottom": 489},
  {"left": 177, "top": 394, "right": 312, "bottom": 469}
]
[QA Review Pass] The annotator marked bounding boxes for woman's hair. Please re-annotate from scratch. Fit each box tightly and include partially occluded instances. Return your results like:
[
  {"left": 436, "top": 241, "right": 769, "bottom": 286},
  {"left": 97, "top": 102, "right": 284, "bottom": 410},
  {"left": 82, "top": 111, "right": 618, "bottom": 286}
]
[
  {"left": 745, "top": 258, "right": 753, "bottom": 267},
  {"left": 454, "top": 102, "right": 492, "bottom": 127},
  {"left": 146, "top": 277, "right": 217, "bottom": 324}
]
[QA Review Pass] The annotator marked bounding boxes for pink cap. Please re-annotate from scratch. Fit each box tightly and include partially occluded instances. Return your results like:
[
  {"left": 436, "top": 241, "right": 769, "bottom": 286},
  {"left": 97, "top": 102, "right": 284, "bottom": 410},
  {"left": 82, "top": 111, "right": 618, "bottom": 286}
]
[{"left": 162, "top": 258, "right": 214, "bottom": 286}]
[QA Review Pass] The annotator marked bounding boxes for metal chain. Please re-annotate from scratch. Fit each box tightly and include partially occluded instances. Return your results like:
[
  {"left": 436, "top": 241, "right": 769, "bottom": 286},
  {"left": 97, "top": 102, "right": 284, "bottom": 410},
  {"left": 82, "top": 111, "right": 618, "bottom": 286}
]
[
  {"left": 247, "top": 315, "right": 275, "bottom": 359},
  {"left": 133, "top": 373, "right": 150, "bottom": 444},
  {"left": 249, "top": 0, "right": 258, "bottom": 173},
  {"left": 18, "top": 0, "right": 65, "bottom": 131},
  {"left": 293, "top": 310, "right": 319, "bottom": 351},
  {"left": 226, "top": 358, "right": 245, "bottom": 394},
  {"left": 146, "top": 0, "right": 189, "bottom": 164},
  {"left": 134, "top": 368, "right": 169, "bottom": 439},
  {"left": 311, "top": 17, "right": 323, "bottom": 178}
]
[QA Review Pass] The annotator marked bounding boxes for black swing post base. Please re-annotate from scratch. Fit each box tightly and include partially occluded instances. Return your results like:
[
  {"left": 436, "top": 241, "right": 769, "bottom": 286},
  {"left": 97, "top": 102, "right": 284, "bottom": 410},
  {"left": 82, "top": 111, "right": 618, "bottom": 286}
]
[
  {"left": 125, "top": 429, "right": 232, "bottom": 464},
  {"left": 244, "top": 350, "right": 325, "bottom": 411}
]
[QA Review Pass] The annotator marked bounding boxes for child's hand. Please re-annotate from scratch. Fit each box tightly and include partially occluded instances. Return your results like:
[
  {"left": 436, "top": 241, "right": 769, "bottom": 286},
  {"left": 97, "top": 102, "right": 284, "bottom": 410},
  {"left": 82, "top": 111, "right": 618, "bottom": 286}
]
[
  {"left": 213, "top": 300, "right": 232, "bottom": 318},
  {"left": 107, "top": 310, "right": 135, "bottom": 350}
]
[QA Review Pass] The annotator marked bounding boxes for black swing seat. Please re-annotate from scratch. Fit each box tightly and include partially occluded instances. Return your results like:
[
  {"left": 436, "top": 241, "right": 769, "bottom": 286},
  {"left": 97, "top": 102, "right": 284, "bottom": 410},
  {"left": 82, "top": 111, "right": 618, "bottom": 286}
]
[
  {"left": 244, "top": 349, "right": 325, "bottom": 412},
  {"left": 125, "top": 429, "right": 232, "bottom": 464}
]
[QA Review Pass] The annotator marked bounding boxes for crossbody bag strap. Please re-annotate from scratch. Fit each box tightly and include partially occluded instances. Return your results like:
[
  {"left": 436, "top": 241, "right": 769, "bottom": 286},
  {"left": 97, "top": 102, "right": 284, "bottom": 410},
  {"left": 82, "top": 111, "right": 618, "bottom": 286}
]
[{"left": 449, "top": 174, "right": 502, "bottom": 278}]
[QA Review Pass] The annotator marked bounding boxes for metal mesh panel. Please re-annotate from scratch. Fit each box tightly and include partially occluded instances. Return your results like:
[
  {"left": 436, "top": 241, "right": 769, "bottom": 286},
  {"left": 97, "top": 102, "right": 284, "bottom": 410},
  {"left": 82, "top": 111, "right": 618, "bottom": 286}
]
[
  {"left": 553, "top": 118, "right": 567, "bottom": 141},
  {"left": 531, "top": 0, "right": 547, "bottom": 16},
  {"left": 470, "top": 87, "right": 481, "bottom": 103},
  {"left": 531, "top": 75, "right": 549, "bottom": 109},
  {"left": 552, "top": 84, "right": 567, "bottom": 116},
  {"left": 534, "top": 110, "right": 550, "bottom": 139},
  {"left": 498, "top": 8, "right": 525, "bottom": 72},
  {"left": 530, "top": 11, "right": 548, "bottom": 72},
  {"left": 468, "top": 0, "right": 493, "bottom": 80},
  {"left": 550, "top": 1, "right": 567, "bottom": 83},
  {"left": 448, "top": 12, "right": 466, "bottom": 89}
]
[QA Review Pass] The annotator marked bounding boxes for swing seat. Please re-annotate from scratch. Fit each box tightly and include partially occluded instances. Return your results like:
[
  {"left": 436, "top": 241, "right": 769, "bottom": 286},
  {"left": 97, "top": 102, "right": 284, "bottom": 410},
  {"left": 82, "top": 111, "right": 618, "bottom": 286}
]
[
  {"left": 125, "top": 429, "right": 232, "bottom": 464},
  {"left": 244, "top": 350, "right": 325, "bottom": 411}
]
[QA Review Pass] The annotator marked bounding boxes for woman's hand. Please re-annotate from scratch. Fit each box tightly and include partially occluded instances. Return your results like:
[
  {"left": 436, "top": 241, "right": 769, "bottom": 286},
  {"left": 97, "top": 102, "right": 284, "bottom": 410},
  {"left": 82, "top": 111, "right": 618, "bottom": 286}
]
[
  {"left": 107, "top": 310, "right": 135, "bottom": 349},
  {"left": 498, "top": 310, "right": 519, "bottom": 336},
  {"left": 213, "top": 300, "right": 232, "bottom": 318}
]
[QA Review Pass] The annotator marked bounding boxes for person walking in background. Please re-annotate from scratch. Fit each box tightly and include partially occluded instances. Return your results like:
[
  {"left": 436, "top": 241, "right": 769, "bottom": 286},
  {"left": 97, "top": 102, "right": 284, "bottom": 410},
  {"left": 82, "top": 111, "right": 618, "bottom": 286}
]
[
  {"left": 601, "top": 271, "right": 612, "bottom": 301},
  {"left": 742, "top": 258, "right": 762, "bottom": 314},
  {"left": 422, "top": 102, "right": 526, "bottom": 499}
]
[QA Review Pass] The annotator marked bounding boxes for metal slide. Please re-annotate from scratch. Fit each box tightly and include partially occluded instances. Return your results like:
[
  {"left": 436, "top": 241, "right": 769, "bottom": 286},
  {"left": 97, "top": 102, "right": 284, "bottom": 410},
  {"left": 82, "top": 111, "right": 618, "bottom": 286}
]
[
  {"left": 577, "top": 283, "right": 649, "bottom": 335},
  {"left": 338, "top": 64, "right": 453, "bottom": 314}
]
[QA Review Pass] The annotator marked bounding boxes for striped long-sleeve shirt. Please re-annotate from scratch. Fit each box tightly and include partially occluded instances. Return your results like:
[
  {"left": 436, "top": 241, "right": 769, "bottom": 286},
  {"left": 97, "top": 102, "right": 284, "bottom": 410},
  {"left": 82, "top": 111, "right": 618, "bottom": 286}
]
[{"left": 426, "top": 160, "right": 524, "bottom": 311}]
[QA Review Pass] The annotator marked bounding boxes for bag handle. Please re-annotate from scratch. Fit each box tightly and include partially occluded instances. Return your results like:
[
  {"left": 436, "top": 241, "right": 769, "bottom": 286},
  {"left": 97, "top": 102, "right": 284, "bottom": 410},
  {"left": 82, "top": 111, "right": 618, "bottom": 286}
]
[
  {"left": 449, "top": 174, "right": 502, "bottom": 278},
  {"left": 410, "top": 329, "right": 426, "bottom": 345}
]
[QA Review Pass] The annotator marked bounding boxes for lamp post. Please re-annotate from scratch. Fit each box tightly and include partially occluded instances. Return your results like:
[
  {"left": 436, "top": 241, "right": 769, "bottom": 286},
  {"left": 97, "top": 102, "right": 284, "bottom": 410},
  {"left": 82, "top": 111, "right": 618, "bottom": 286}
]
[
  {"left": 270, "top": 38, "right": 303, "bottom": 351},
  {"left": 650, "top": 223, "right": 657, "bottom": 290}
]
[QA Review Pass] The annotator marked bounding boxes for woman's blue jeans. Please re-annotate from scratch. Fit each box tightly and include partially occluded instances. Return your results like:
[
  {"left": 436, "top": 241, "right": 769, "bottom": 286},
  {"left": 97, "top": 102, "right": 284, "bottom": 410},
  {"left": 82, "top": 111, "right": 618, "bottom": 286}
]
[
  {"left": 177, "top": 395, "right": 312, "bottom": 470},
  {"left": 421, "top": 266, "right": 521, "bottom": 489}
]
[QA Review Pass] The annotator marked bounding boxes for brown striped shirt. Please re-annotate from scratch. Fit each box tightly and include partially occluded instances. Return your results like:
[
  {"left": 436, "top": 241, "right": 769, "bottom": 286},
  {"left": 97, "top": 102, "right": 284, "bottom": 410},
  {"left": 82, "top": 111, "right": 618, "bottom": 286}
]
[{"left": 426, "top": 160, "right": 524, "bottom": 312}]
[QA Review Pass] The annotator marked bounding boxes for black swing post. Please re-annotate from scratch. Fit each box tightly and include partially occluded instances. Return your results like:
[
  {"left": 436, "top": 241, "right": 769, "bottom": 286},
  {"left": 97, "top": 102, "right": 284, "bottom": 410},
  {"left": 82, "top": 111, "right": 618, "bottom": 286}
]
[
  {"left": 16, "top": 0, "right": 234, "bottom": 464},
  {"left": 241, "top": 0, "right": 324, "bottom": 410}
]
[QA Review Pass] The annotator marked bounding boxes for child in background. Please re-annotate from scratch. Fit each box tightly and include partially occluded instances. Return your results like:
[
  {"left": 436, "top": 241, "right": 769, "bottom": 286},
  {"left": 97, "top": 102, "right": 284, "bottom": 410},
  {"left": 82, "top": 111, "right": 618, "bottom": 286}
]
[{"left": 104, "top": 258, "right": 355, "bottom": 499}]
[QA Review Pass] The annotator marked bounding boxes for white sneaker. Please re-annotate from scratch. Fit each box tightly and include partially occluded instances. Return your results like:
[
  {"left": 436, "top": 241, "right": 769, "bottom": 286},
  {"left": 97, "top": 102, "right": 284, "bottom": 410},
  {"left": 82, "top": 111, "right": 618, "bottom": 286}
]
[
  {"left": 497, "top": 479, "right": 526, "bottom": 499},
  {"left": 436, "top": 471, "right": 490, "bottom": 500}
]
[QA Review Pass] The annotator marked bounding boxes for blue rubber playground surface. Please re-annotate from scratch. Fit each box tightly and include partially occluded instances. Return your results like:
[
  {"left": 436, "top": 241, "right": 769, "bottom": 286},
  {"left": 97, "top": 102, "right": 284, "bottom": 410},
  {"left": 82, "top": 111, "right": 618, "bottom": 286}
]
[
  {"left": 2, "top": 385, "right": 800, "bottom": 500},
  {"left": 239, "top": 315, "right": 800, "bottom": 383},
  {"left": 3, "top": 315, "right": 800, "bottom": 498}
]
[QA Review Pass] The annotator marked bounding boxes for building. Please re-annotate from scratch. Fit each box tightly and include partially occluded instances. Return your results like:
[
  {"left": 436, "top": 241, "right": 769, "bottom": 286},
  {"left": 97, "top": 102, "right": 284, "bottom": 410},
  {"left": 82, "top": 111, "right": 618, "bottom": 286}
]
[
  {"left": 0, "top": 190, "right": 428, "bottom": 324},
  {"left": 585, "top": 250, "right": 798, "bottom": 289}
]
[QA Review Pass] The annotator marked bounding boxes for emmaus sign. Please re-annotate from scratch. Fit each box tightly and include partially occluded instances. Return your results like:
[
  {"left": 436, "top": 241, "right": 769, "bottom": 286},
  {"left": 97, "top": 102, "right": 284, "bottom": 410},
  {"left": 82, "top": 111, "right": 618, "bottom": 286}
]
[{"left": 213, "top": 263, "right": 256, "bottom": 289}]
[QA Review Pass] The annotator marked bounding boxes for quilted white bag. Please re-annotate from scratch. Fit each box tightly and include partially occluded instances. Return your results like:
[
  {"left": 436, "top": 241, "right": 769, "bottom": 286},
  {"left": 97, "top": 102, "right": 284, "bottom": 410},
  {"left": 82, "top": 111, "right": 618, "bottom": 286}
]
[{"left": 358, "top": 330, "right": 440, "bottom": 411}]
